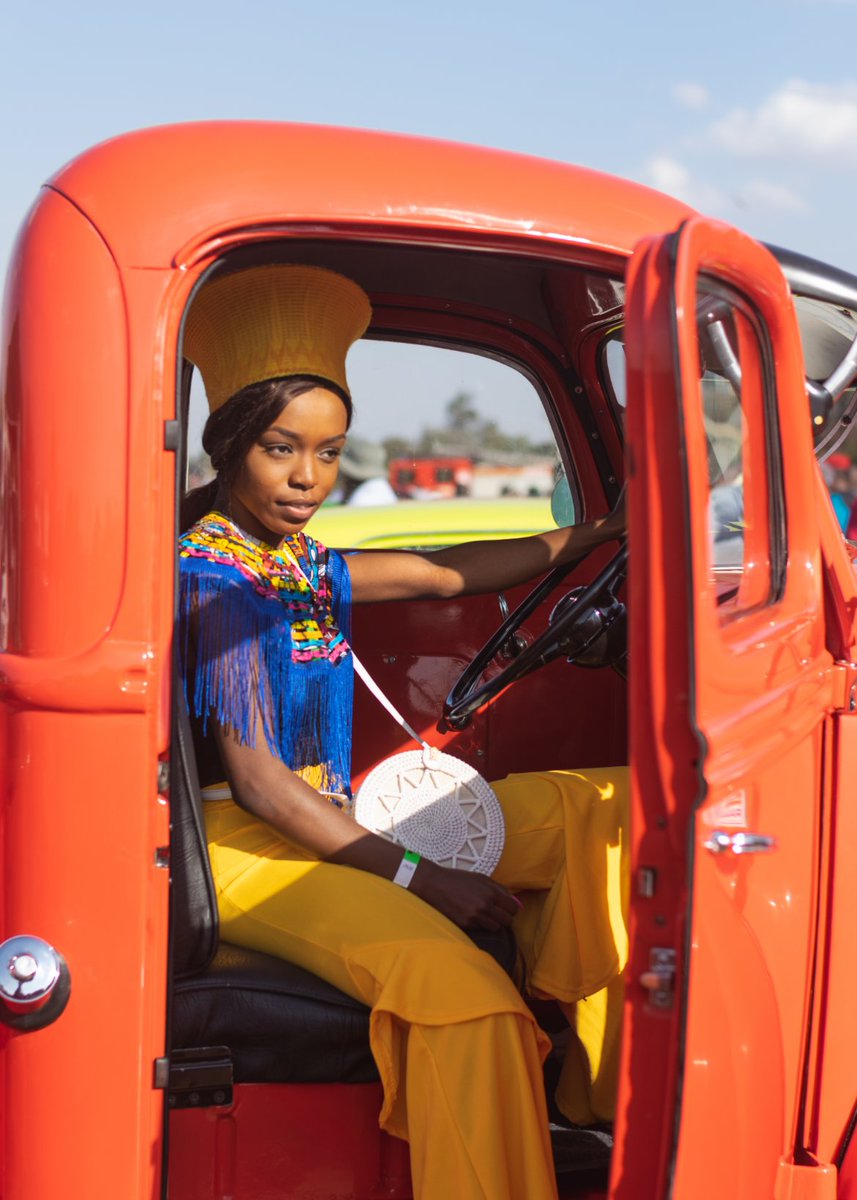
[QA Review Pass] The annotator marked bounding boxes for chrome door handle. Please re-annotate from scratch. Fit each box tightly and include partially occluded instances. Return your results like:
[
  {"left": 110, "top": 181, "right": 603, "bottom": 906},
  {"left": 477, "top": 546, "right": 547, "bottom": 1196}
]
[
  {"left": 704, "top": 830, "right": 778, "bottom": 856},
  {"left": 0, "top": 934, "right": 71, "bottom": 1030}
]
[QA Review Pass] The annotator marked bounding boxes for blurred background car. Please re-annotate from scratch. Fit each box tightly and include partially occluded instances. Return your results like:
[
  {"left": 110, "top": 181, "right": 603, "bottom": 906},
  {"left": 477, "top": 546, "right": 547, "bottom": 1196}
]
[{"left": 310, "top": 495, "right": 555, "bottom": 550}]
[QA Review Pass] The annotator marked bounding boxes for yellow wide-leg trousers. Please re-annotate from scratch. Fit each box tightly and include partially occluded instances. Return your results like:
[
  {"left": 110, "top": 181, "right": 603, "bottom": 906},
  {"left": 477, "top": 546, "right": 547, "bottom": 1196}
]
[{"left": 203, "top": 766, "right": 628, "bottom": 1200}]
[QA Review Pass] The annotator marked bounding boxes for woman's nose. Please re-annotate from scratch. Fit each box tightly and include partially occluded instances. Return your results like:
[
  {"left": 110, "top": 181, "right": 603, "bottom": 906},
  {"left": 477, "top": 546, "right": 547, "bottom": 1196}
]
[{"left": 289, "top": 453, "right": 317, "bottom": 489}]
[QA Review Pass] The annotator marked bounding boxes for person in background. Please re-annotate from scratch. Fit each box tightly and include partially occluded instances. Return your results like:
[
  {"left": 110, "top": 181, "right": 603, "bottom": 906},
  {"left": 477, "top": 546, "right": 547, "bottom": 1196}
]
[
  {"left": 825, "top": 452, "right": 853, "bottom": 533},
  {"left": 337, "top": 435, "right": 399, "bottom": 506},
  {"left": 845, "top": 460, "right": 857, "bottom": 542}
]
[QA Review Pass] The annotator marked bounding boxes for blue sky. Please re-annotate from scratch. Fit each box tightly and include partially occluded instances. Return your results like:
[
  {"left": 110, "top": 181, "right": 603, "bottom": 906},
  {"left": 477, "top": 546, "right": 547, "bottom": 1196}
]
[
  {"left": 3, "top": 0, "right": 857, "bottom": 273},
  {"left": 3, "top": 0, "right": 857, "bottom": 441}
]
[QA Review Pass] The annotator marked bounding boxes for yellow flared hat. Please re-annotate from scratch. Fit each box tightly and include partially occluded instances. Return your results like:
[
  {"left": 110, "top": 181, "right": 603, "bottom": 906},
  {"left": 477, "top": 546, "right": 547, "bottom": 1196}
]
[{"left": 183, "top": 265, "right": 372, "bottom": 411}]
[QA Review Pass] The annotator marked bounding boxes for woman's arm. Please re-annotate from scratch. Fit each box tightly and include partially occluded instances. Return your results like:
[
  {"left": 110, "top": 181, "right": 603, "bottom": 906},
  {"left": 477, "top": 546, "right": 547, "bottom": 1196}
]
[
  {"left": 346, "top": 504, "right": 625, "bottom": 603},
  {"left": 215, "top": 722, "right": 520, "bottom": 931}
]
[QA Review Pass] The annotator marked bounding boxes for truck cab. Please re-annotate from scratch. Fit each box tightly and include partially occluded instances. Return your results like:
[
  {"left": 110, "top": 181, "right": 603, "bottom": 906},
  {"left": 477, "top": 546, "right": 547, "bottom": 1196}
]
[{"left": 3, "top": 122, "right": 857, "bottom": 1199}]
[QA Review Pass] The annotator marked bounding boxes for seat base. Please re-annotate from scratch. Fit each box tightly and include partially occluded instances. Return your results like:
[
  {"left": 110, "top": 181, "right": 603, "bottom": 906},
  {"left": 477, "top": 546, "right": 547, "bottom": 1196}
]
[
  {"left": 171, "top": 929, "right": 518, "bottom": 1086},
  {"left": 173, "top": 943, "right": 378, "bottom": 1083}
]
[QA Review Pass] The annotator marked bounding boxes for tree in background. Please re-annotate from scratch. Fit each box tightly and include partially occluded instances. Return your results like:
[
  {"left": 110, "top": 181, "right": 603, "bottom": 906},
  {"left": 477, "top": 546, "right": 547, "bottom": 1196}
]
[{"left": 383, "top": 391, "right": 556, "bottom": 463}]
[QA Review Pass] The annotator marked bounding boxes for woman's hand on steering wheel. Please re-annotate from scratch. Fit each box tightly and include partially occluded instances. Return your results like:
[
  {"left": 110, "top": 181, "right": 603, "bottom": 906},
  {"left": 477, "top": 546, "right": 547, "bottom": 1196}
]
[
  {"left": 598, "top": 491, "right": 626, "bottom": 543},
  {"left": 444, "top": 494, "right": 628, "bottom": 727},
  {"left": 412, "top": 858, "right": 520, "bottom": 931}
]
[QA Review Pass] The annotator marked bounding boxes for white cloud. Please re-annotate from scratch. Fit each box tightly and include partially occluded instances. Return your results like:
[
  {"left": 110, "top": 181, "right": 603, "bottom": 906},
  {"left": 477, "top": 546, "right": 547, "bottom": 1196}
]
[
  {"left": 643, "top": 156, "right": 810, "bottom": 227},
  {"left": 643, "top": 154, "right": 728, "bottom": 213},
  {"left": 673, "top": 82, "right": 710, "bottom": 111},
  {"left": 710, "top": 79, "right": 857, "bottom": 162},
  {"left": 646, "top": 153, "right": 692, "bottom": 194}
]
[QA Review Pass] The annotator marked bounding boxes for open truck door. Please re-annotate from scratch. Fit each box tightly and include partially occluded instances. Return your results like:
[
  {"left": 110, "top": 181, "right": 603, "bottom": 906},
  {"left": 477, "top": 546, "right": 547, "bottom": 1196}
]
[{"left": 614, "top": 218, "right": 835, "bottom": 1199}]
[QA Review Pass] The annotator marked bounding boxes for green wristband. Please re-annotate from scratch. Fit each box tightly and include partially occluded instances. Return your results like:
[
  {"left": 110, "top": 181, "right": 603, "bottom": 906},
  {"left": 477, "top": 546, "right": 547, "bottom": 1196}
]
[{"left": 393, "top": 849, "right": 421, "bottom": 888}]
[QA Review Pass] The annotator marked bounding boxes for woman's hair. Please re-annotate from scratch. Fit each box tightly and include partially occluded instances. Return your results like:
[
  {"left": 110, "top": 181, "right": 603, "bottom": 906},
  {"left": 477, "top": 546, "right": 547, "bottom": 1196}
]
[{"left": 181, "top": 374, "right": 353, "bottom": 531}]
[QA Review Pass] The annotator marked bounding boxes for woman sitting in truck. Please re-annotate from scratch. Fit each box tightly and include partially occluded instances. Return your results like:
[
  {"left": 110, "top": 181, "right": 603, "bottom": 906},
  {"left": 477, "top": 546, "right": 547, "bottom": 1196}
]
[{"left": 179, "top": 263, "right": 627, "bottom": 1200}]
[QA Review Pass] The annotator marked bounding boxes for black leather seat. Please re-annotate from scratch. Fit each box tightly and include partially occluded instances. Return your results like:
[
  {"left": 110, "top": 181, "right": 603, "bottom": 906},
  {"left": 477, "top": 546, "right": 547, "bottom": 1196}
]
[{"left": 169, "top": 694, "right": 517, "bottom": 1085}]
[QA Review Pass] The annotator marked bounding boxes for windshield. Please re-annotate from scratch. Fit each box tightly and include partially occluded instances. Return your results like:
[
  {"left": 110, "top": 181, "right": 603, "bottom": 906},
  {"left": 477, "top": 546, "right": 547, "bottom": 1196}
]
[{"left": 598, "top": 293, "right": 857, "bottom": 461}]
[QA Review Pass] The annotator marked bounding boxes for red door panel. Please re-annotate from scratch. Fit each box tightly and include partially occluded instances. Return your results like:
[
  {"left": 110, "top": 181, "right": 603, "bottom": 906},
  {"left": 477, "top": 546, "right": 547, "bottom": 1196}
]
[
  {"left": 616, "top": 218, "right": 832, "bottom": 1198},
  {"left": 350, "top": 559, "right": 628, "bottom": 789}
]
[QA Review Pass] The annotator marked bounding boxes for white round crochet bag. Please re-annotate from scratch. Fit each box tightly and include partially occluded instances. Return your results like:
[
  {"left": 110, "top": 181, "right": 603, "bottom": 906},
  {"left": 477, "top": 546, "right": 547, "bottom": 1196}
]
[
  {"left": 349, "top": 654, "right": 505, "bottom": 875},
  {"left": 354, "top": 746, "right": 505, "bottom": 875}
]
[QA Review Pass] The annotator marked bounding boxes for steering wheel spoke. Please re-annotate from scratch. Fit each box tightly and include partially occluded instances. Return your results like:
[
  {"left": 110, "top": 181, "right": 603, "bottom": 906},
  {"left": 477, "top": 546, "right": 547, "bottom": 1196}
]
[{"left": 444, "top": 543, "right": 628, "bottom": 729}]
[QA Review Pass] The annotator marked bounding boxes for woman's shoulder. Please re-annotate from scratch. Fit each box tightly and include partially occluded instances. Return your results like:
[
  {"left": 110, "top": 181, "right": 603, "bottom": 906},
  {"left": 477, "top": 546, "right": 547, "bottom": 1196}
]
[
  {"left": 179, "top": 512, "right": 269, "bottom": 591},
  {"left": 179, "top": 509, "right": 236, "bottom": 545}
]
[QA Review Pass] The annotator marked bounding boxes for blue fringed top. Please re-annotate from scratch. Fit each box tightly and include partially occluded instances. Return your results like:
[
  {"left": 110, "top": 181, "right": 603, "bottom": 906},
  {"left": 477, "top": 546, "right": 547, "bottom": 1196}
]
[{"left": 178, "top": 511, "right": 354, "bottom": 801}]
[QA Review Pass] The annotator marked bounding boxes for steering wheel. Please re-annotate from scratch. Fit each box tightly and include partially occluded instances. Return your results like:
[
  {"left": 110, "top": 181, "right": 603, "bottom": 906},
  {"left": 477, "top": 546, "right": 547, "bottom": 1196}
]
[{"left": 443, "top": 541, "right": 628, "bottom": 729}]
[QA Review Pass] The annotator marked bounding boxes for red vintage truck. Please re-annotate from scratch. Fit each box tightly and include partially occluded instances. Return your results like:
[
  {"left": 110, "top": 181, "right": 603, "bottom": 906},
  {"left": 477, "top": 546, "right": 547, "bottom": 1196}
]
[{"left": 3, "top": 122, "right": 857, "bottom": 1199}]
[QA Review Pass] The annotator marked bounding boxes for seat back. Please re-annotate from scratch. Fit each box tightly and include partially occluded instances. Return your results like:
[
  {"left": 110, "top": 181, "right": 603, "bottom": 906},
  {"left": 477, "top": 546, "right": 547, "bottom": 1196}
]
[{"left": 170, "top": 689, "right": 219, "bottom": 979}]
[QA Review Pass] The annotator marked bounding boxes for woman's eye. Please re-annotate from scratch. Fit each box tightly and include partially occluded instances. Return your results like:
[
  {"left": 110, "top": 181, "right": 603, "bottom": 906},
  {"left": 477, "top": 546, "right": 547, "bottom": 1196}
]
[
  {"left": 320, "top": 449, "right": 341, "bottom": 462},
  {"left": 265, "top": 444, "right": 292, "bottom": 457}
]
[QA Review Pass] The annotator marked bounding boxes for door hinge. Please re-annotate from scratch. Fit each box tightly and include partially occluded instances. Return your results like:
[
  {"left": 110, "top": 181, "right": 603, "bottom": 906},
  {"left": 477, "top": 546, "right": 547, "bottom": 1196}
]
[
  {"left": 167, "top": 1046, "right": 234, "bottom": 1109},
  {"left": 774, "top": 1158, "right": 836, "bottom": 1200},
  {"left": 639, "top": 947, "right": 676, "bottom": 1008},
  {"left": 831, "top": 662, "right": 857, "bottom": 713}
]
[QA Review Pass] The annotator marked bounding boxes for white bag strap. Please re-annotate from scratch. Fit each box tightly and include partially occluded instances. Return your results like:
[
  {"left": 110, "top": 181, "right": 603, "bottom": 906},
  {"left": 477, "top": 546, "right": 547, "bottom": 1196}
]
[
  {"left": 350, "top": 651, "right": 436, "bottom": 766},
  {"left": 276, "top": 535, "right": 438, "bottom": 768}
]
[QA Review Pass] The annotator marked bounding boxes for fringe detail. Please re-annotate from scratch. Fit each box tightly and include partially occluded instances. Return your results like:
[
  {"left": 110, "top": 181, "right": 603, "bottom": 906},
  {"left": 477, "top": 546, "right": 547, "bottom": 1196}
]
[
  {"left": 179, "top": 538, "right": 354, "bottom": 797},
  {"left": 328, "top": 543, "right": 352, "bottom": 642}
]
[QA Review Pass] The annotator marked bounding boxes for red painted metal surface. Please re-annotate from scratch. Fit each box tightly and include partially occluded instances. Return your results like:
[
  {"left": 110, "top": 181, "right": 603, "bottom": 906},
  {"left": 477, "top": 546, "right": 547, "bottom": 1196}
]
[
  {"left": 46, "top": 123, "right": 693, "bottom": 271},
  {"left": 671, "top": 223, "right": 828, "bottom": 1198},
  {"left": 1, "top": 185, "right": 175, "bottom": 1198},
  {"left": 3, "top": 122, "right": 857, "bottom": 1200},
  {"left": 170, "top": 1084, "right": 612, "bottom": 1200},
  {"left": 170, "top": 1085, "right": 413, "bottom": 1200},
  {"left": 621, "top": 219, "right": 843, "bottom": 1199},
  {"left": 612, "top": 232, "right": 693, "bottom": 1199},
  {"left": 2, "top": 189, "right": 128, "bottom": 657}
]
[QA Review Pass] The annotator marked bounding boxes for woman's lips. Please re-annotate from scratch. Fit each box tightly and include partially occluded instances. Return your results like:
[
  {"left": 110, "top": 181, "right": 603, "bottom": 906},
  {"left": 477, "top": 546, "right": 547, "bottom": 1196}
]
[{"left": 275, "top": 500, "right": 318, "bottom": 521}]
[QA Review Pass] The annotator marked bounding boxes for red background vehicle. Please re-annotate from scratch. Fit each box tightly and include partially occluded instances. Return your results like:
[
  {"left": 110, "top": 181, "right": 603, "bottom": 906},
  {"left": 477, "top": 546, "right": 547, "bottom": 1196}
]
[
  {"left": 3, "top": 122, "right": 857, "bottom": 1199},
  {"left": 389, "top": 455, "right": 473, "bottom": 497}
]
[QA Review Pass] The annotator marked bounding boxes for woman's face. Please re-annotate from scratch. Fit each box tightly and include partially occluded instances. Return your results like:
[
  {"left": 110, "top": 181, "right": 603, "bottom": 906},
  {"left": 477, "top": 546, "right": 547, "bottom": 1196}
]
[{"left": 230, "top": 387, "right": 349, "bottom": 542}]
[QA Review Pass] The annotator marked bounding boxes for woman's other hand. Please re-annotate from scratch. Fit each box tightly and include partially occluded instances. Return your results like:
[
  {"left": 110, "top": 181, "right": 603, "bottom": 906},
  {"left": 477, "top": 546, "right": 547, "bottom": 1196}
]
[
  {"left": 411, "top": 858, "right": 520, "bottom": 931},
  {"left": 597, "top": 491, "right": 626, "bottom": 543}
]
